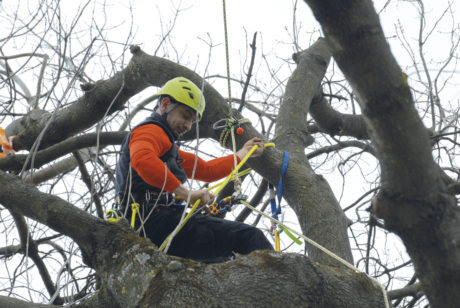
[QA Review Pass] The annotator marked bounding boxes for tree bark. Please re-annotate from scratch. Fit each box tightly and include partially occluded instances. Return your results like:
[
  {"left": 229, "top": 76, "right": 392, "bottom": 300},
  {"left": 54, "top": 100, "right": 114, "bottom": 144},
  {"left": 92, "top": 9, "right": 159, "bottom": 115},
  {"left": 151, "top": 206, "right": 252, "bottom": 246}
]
[
  {"left": 303, "top": 0, "right": 460, "bottom": 307},
  {"left": 274, "top": 38, "right": 353, "bottom": 265},
  {"left": 0, "top": 132, "right": 126, "bottom": 172},
  {"left": 309, "top": 94, "right": 369, "bottom": 140}
]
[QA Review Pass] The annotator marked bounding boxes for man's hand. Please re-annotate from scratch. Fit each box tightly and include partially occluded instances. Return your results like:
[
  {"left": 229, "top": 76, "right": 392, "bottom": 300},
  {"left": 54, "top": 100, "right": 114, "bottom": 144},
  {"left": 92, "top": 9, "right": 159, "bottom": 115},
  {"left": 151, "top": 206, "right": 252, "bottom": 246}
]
[
  {"left": 173, "top": 185, "right": 215, "bottom": 206},
  {"left": 236, "top": 137, "right": 265, "bottom": 160}
]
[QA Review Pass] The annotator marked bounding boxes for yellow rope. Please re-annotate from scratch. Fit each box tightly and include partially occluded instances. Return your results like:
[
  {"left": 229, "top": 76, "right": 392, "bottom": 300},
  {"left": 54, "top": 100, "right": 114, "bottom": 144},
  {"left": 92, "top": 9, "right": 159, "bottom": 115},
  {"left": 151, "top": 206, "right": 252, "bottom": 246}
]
[
  {"left": 207, "top": 168, "right": 252, "bottom": 191},
  {"left": 158, "top": 198, "right": 201, "bottom": 251},
  {"left": 159, "top": 143, "right": 274, "bottom": 252},
  {"left": 215, "top": 143, "right": 274, "bottom": 194}
]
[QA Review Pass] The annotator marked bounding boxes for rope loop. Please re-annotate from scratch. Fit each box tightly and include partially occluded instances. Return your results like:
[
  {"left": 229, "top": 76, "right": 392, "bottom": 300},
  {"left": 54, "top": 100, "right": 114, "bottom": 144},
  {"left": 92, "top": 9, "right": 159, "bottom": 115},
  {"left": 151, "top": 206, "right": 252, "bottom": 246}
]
[{"left": 213, "top": 117, "right": 251, "bottom": 147}]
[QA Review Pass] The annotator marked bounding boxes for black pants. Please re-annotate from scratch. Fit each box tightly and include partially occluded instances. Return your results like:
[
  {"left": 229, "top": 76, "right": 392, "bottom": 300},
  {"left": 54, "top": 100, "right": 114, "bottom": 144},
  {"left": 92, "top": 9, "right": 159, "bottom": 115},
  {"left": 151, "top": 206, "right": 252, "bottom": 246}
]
[{"left": 133, "top": 206, "right": 273, "bottom": 263}]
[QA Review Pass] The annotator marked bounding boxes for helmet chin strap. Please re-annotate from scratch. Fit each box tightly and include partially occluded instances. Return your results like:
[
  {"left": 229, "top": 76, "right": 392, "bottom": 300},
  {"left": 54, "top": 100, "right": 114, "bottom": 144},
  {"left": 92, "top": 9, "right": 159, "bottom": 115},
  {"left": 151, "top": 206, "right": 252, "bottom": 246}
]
[
  {"left": 160, "top": 102, "right": 178, "bottom": 123},
  {"left": 165, "top": 103, "right": 178, "bottom": 114},
  {"left": 161, "top": 104, "right": 179, "bottom": 120}
]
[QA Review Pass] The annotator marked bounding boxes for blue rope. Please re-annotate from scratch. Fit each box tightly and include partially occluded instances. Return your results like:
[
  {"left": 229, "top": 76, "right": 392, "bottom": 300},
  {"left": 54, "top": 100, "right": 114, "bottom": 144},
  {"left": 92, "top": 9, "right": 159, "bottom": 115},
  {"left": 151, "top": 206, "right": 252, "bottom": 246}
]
[{"left": 270, "top": 151, "right": 289, "bottom": 221}]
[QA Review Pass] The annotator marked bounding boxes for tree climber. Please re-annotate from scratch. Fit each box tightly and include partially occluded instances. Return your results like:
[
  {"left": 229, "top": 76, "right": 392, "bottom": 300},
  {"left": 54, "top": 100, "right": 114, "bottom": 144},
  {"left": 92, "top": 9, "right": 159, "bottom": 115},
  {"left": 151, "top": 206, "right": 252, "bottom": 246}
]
[{"left": 114, "top": 77, "right": 273, "bottom": 263}]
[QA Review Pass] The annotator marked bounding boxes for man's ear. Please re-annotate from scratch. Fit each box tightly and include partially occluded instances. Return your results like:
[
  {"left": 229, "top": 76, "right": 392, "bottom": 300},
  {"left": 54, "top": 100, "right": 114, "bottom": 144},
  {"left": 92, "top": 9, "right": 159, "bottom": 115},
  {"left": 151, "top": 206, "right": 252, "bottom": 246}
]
[{"left": 160, "top": 96, "right": 171, "bottom": 111}]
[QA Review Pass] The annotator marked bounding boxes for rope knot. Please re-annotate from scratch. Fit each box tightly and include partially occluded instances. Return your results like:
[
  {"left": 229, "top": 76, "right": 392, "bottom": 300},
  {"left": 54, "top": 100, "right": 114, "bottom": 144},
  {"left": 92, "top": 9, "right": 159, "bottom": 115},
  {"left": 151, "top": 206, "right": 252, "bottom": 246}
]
[{"left": 213, "top": 117, "right": 251, "bottom": 147}]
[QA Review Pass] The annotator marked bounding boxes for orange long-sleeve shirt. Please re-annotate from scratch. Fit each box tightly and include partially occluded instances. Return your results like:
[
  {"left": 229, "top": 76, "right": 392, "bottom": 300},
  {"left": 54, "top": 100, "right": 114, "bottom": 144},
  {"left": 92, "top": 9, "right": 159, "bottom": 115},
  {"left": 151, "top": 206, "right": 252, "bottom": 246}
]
[{"left": 129, "top": 124, "right": 240, "bottom": 193}]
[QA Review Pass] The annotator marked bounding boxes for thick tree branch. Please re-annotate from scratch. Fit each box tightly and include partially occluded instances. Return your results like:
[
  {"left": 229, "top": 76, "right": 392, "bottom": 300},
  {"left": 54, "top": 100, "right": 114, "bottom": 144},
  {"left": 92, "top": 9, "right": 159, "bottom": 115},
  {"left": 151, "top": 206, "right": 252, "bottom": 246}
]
[
  {"left": 447, "top": 181, "right": 460, "bottom": 195},
  {"left": 0, "top": 132, "right": 126, "bottom": 172},
  {"left": 310, "top": 94, "right": 369, "bottom": 139},
  {"left": 388, "top": 283, "right": 422, "bottom": 300},
  {"left": 303, "top": 0, "right": 460, "bottom": 306},
  {"left": 19, "top": 94, "right": 153, "bottom": 184},
  {"left": 0, "top": 170, "right": 104, "bottom": 267},
  {"left": 23, "top": 150, "right": 90, "bottom": 184},
  {"left": 304, "top": 1, "right": 439, "bottom": 195},
  {"left": 79, "top": 240, "right": 386, "bottom": 308},
  {"left": 6, "top": 49, "right": 147, "bottom": 151},
  {"left": 274, "top": 38, "right": 353, "bottom": 265}
]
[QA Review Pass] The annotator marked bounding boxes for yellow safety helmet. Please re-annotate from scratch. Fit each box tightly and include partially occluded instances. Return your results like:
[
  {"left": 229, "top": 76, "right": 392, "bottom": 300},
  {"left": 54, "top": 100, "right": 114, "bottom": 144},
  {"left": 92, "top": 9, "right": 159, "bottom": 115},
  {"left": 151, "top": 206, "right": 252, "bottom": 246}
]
[{"left": 156, "top": 77, "right": 205, "bottom": 120}]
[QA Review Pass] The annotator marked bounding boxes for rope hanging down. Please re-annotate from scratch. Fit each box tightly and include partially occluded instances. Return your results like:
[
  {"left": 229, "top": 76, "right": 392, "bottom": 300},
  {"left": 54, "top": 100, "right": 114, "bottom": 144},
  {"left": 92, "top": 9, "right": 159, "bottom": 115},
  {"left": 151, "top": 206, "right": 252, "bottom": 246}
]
[
  {"left": 222, "top": 0, "right": 232, "bottom": 117},
  {"left": 269, "top": 151, "right": 301, "bottom": 251},
  {"left": 221, "top": 0, "right": 246, "bottom": 201}
]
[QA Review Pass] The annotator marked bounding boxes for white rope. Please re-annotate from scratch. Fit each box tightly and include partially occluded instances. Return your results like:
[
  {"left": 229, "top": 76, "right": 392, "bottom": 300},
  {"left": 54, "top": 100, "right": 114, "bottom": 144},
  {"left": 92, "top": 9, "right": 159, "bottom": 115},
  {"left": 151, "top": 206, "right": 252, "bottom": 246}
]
[
  {"left": 240, "top": 200, "right": 389, "bottom": 308},
  {"left": 136, "top": 163, "right": 169, "bottom": 234}
]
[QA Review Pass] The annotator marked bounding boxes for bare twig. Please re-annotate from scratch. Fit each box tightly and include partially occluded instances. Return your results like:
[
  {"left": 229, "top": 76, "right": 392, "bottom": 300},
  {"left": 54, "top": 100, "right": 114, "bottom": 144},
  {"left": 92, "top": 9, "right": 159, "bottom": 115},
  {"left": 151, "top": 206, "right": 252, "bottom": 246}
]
[{"left": 238, "top": 32, "right": 257, "bottom": 112}]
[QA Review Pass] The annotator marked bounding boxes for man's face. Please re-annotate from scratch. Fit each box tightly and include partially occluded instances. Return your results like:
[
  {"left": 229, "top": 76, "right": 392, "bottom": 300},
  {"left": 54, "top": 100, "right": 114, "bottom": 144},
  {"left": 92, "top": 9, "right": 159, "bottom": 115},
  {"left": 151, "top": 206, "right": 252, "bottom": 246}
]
[{"left": 166, "top": 103, "right": 197, "bottom": 136}]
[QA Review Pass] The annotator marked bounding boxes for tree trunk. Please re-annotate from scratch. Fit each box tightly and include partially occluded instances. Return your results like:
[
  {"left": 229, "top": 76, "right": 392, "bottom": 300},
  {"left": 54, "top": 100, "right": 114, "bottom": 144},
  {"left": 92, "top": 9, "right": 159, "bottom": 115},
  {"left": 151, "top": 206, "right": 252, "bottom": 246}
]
[{"left": 303, "top": 0, "right": 460, "bottom": 306}]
